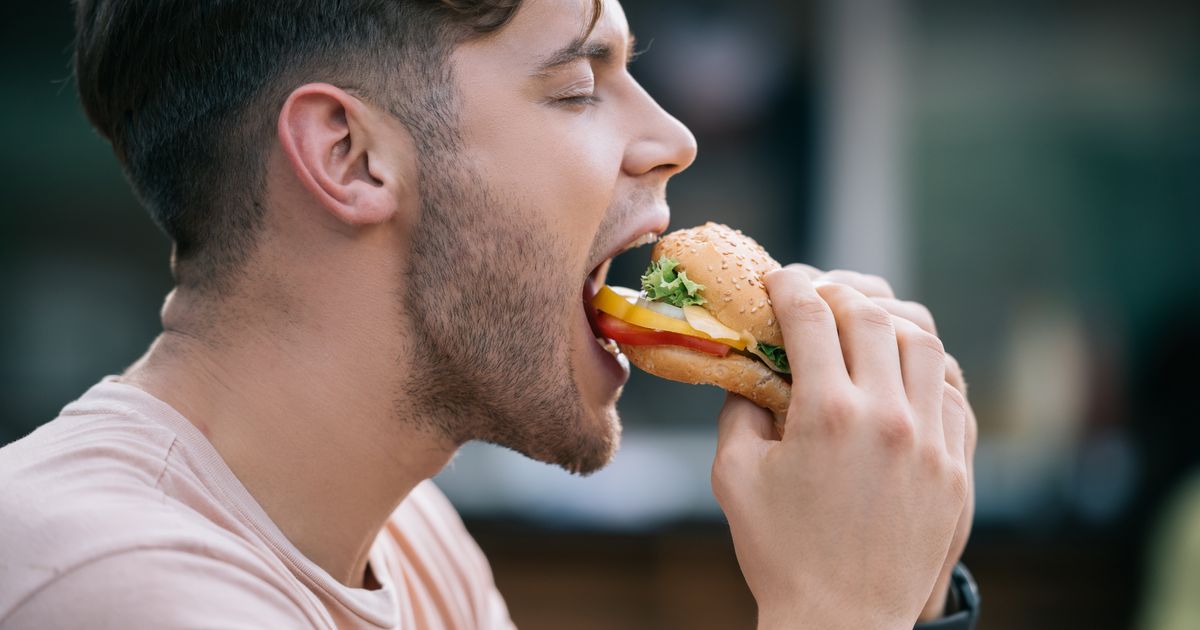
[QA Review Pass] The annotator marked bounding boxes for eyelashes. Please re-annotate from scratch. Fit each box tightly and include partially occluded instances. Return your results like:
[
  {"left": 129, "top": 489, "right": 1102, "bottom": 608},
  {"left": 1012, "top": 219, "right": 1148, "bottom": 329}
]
[
  {"left": 553, "top": 94, "right": 600, "bottom": 107},
  {"left": 548, "top": 77, "right": 599, "bottom": 108}
]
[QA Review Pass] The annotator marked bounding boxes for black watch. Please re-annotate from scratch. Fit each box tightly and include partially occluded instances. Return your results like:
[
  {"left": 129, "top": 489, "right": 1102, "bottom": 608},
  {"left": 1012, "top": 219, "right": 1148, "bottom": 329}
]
[{"left": 913, "top": 564, "right": 980, "bottom": 630}]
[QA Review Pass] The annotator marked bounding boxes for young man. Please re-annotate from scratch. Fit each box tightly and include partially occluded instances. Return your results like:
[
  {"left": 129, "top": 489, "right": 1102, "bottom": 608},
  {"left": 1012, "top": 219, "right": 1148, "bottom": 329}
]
[{"left": 0, "top": 0, "right": 979, "bottom": 628}]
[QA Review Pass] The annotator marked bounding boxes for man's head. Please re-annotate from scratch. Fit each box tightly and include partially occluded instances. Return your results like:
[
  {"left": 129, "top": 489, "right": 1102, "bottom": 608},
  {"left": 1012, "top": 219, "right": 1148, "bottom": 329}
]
[{"left": 74, "top": 0, "right": 696, "bottom": 474}]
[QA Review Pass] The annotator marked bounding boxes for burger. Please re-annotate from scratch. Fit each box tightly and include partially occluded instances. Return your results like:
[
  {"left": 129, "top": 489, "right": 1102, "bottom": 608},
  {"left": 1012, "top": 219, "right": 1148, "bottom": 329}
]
[{"left": 590, "top": 222, "right": 791, "bottom": 432}]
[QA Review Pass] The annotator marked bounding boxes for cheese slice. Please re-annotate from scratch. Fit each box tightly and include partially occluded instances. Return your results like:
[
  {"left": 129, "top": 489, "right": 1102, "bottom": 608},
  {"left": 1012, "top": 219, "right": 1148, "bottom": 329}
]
[
  {"left": 683, "top": 306, "right": 742, "bottom": 343},
  {"left": 592, "top": 285, "right": 746, "bottom": 350}
]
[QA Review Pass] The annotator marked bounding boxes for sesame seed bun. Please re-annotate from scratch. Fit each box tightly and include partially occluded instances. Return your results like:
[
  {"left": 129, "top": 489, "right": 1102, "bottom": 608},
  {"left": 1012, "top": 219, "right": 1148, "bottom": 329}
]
[
  {"left": 618, "top": 223, "right": 790, "bottom": 432},
  {"left": 651, "top": 222, "right": 783, "bottom": 346}
]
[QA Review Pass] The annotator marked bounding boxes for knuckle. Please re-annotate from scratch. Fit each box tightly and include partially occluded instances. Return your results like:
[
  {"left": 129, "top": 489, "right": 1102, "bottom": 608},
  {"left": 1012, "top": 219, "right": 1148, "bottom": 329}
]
[
  {"left": 814, "top": 391, "right": 860, "bottom": 434},
  {"left": 785, "top": 292, "right": 833, "bottom": 324},
  {"left": 710, "top": 458, "right": 738, "bottom": 503},
  {"left": 846, "top": 302, "right": 894, "bottom": 331},
  {"left": 904, "top": 328, "right": 946, "bottom": 359},
  {"left": 875, "top": 406, "right": 916, "bottom": 449},
  {"left": 920, "top": 442, "right": 947, "bottom": 475},
  {"left": 943, "top": 382, "right": 967, "bottom": 414},
  {"left": 765, "top": 266, "right": 808, "bottom": 296},
  {"left": 906, "top": 301, "right": 937, "bottom": 333},
  {"left": 945, "top": 352, "right": 962, "bottom": 375},
  {"left": 947, "top": 461, "right": 970, "bottom": 504},
  {"left": 945, "top": 353, "right": 968, "bottom": 394},
  {"left": 864, "top": 274, "right": 896, "bottom": 298}
]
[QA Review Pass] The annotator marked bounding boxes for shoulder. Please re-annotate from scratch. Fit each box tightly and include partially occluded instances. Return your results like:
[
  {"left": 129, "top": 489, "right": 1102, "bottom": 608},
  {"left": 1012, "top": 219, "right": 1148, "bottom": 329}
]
[
  {"left": 0, "top": 405, "right": 288, "bottom": 621},
  {"left": 2, "top": 547, "right": 315, "bottom": 628},
  {"left": 379, "top": 481, "right": 515, "bottom": 629},
  {"left": 0, "top": 410, "right": 176, "bottom": 582}
]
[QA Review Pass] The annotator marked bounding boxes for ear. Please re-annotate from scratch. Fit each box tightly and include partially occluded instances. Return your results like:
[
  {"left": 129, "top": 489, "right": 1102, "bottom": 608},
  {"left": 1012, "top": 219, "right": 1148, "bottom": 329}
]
[{"left": 277, "top": 83, "right": 411, "bottom": 226}]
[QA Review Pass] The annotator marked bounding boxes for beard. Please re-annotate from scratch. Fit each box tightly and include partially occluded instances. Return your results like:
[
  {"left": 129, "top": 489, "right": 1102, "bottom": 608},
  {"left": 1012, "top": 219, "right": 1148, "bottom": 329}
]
[{"left": 400, "top": 147, "right": 620, "bottom": 475}]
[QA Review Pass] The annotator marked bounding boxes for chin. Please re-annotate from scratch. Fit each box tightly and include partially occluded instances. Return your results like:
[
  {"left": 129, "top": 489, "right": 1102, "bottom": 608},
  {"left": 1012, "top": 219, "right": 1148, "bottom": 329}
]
[{"left": 568, "top": 403, "right": 622, "bottom": 476}]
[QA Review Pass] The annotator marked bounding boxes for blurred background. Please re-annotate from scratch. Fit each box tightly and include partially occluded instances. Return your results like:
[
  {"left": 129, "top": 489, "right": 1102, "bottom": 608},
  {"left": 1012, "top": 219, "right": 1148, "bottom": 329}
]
[{"left": 3, "top": 1, "right": 1199, "bottom": 628}]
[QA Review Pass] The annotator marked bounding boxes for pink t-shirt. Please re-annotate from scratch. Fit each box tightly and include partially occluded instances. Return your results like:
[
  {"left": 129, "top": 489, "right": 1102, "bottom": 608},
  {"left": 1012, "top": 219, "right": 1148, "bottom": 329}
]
[{"left": 0, "top": 377, "right": 514, "bottom": 629}]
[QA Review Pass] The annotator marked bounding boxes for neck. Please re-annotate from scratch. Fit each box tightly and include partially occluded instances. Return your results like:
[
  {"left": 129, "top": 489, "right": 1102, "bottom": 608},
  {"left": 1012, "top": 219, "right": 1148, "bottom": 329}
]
[{"left": 122, "top": 284, "right": 457, "bottom": 588}]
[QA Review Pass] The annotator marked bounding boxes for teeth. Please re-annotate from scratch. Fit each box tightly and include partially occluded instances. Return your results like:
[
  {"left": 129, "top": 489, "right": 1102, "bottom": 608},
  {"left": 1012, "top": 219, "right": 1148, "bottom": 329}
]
[
  {"left": 594, "top": 336, "right": 623, "bottom": 357},
  {"left": 620, "top": 232, "right": 659, "bottom": 254}
]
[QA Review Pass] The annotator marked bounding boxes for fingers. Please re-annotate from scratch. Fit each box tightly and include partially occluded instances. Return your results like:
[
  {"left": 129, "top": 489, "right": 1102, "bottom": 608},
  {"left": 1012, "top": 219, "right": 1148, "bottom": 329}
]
[
  {"left": 784, "top": 262, "right": 823, "bottom": 280},
  {"left": 793, "top": 265, "right": 927, "bottom": 334},
  {"left": 944, "top": 353, "right": 967, "bottom": 395},
  {"left": 713, "top": 394, "right": 774, "bottom": 504},
  {"left": 716, "top": 393, "right": 776, "bottom": 449},
  {"left": 814, "top": 282, "right": 902, "bottom": 394},
  {"left": 764, "top": 267, "right": 850, "bottom": 393},
  {"left": 894, "top": 316, "right": 946, "bottom": 424},
  {"left": 941, "top": 382, "right": 968, "bottom": 463},
  {"left": 817, "top": 269, "right": 896, "bottom": 299},
  {"left": 873, "top": 298, "right": 937, "bottom": 335}
]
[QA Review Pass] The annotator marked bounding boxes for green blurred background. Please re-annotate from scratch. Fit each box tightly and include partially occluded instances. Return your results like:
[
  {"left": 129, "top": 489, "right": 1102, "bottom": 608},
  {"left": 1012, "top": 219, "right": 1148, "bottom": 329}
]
[{"left": 3, "top": 1, "right": 1199, "bottom": 628}]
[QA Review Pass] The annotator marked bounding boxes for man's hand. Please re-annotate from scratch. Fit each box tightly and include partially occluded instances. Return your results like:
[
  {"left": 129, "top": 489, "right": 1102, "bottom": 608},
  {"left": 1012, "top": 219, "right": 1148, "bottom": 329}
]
[
  {"left": 711, "top": 265, "right": 972, "bottom": 629},
  {"left": 808, "top": 267, "right": 978, "bottom": 621}
]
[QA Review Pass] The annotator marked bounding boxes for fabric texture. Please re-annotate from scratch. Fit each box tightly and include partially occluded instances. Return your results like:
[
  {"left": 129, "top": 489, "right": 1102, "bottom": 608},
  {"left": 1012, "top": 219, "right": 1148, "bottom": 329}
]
[{"left": 0, "top": 377, "right": 514, "bottom": 630}]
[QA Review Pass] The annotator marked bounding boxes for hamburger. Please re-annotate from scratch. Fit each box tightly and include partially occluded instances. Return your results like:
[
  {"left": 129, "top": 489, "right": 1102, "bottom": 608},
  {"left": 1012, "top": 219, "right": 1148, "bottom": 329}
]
[{"left": 591, "top": 222, "right": 791, "bottom": 432}]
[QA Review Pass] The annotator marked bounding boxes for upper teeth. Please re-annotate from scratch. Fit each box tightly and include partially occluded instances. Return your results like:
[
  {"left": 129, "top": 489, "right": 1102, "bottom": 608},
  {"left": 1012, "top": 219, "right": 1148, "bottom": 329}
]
[{"left": 620, "top": 232, "right": 659, "bottom": 253}]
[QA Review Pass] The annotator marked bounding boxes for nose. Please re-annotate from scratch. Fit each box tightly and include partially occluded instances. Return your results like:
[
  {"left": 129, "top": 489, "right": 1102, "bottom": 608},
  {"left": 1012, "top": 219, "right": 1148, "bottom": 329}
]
[{"left": 622, "top": 82, "right": 698, "bottom": 179}]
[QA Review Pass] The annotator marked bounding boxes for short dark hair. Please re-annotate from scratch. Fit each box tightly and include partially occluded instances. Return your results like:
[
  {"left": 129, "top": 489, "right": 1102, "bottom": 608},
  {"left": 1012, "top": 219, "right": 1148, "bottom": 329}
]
[{"left": 73, "top": 0, "right": 534, "bottom": 290}]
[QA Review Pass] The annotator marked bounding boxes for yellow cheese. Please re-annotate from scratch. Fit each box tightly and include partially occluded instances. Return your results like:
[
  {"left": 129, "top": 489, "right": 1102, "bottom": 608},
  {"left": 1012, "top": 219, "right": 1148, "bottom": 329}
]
[
  {"left": 592, "top": 286, "right": 747, "bottom": 350},
  {"left": 683, "top": 306, "right": 742, "bottom": 343}
]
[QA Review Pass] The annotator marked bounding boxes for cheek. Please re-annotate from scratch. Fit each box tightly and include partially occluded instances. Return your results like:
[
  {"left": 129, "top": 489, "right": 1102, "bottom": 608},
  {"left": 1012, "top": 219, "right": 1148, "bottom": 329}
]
[{"left": 465, "top": 107, "right": 625, "bottom": 247}]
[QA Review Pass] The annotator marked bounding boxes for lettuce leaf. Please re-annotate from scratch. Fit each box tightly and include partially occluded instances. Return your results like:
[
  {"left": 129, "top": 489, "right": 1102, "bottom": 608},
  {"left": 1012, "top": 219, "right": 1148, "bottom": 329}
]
[
  {"left": 641, "top": 257, "right": 706, "bottom": 307},
  {"left": 757, "top": 342, "right": 791, "bottom": 374}
]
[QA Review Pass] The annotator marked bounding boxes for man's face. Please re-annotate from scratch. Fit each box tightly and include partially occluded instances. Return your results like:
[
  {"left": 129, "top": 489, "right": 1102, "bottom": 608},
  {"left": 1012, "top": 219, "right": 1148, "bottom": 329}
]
[{"left": 402, "top": 0, "right": 696, "bottom": 474}]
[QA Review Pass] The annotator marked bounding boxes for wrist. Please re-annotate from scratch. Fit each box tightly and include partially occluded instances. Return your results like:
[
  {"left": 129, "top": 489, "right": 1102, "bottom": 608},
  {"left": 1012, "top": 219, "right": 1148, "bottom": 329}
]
[{"left": 757, "top": 601, "right": 910, "bottom": 630}]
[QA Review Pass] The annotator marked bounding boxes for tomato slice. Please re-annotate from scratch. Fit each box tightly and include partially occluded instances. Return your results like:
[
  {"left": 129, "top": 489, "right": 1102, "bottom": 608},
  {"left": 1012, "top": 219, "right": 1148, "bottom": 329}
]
[{"left": 595, "top": 312, "right": 731, "bottom": 357}]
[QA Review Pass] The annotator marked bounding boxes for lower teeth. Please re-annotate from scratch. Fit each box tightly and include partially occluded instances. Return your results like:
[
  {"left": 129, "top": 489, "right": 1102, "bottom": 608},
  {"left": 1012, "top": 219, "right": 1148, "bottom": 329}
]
[{"left": 594, "top": 336, "right": 622, "bottom": 357}]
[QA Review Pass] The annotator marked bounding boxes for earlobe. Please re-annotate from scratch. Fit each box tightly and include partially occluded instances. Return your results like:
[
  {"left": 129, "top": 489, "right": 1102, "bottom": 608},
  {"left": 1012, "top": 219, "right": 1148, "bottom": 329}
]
[{"left": 277, "top": 83, "right": 404, "bottom": 227}]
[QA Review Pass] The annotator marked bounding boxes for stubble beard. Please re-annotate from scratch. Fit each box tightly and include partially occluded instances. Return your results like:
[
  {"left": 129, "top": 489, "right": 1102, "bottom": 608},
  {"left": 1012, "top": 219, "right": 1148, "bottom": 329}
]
[{"left": 400, "top": 148, "right": 619, "bottom": 475}]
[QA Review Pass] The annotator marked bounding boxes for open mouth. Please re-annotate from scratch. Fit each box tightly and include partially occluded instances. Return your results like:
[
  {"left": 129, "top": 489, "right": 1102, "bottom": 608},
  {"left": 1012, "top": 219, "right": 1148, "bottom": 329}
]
[{"left": 583, "top": 231, "right": 660, "bottom": 354}]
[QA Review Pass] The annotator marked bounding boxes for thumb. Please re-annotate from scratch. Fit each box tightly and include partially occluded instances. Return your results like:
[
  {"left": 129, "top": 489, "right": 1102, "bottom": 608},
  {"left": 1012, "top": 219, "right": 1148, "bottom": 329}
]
[{"left": 716, "top": 393, "right": 776, "bottom": 455}]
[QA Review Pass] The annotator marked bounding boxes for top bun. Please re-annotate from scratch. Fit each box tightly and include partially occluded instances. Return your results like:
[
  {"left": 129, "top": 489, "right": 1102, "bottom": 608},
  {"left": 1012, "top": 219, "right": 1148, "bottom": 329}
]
[{"left": 652, "top": 222, "right": 783, "bottom": 347}]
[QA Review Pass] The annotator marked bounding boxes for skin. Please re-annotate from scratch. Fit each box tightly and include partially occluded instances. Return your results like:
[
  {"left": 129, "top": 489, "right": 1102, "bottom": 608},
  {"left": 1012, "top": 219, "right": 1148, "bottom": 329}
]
[
  {"left": 715, "top": 265, "right": 977, "bottom": 627},
  {"left": 122, "top": 0, "right": 694, "bottom": 588},
  {"left": 119, "top": 0, "right": 975, "bottom": 624},
  {"left": 807, "top": 267, "right": 978, "bottom": 622}
]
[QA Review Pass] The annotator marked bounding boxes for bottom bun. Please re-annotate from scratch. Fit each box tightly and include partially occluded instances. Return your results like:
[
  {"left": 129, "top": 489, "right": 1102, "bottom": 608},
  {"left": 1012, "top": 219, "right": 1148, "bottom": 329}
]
[{"left": 620, "top": 344, "right": 791, "bottom": 435}]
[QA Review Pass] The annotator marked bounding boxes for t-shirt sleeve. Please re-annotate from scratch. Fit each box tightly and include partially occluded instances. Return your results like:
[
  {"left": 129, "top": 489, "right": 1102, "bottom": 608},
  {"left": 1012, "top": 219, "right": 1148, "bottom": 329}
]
[{"left": 4, "top": 548, "right": 316, "bottom": 629}]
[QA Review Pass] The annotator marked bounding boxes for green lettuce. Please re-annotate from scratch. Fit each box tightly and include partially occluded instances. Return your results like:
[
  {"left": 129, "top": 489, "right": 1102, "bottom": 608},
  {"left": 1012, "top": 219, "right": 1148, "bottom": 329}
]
[
  {"left": 757, "top": 342, "right": 791, "bottom": 374},
  {"left": 641, "top": 257, "right": 706, "bottom": 307}
]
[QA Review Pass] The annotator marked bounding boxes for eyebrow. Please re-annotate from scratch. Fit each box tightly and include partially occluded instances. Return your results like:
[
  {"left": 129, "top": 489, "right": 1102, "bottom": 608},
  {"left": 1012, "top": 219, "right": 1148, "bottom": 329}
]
[{"left": 532, "top": 33, "right": 639, "bottom": 76}]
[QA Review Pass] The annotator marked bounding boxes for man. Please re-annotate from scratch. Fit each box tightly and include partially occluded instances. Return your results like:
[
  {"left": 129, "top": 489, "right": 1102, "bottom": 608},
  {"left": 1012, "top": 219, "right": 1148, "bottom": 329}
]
[{"left": 0, "top": 0, "right": 978, "bottom": 628}]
